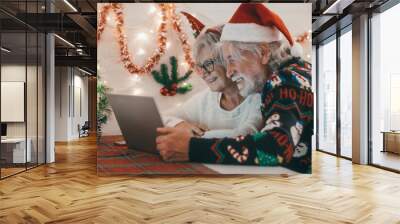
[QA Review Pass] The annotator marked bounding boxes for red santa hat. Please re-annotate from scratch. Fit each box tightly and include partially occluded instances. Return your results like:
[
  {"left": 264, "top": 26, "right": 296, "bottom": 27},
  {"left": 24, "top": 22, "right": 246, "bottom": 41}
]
[
  {"left": 220, "top": 3, "right": 302, "bottom": 57},
  {"left": 181, "top": 11, "right": 222, "bottom": 38}
]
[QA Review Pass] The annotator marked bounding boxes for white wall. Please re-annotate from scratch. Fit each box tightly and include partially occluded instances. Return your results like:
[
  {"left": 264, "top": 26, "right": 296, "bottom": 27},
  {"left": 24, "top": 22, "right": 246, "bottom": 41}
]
[
  {"left": 1, "top": 65, "right": 37, "bottom": 138},
  {"left": 55, "top": 67, "right": 69, "bottom": 141},
  {"left": 72, "top": 73, "right": 89, "bottom": 138},
  {"left": 98, "top": 3, "right": 312, "bottom": 136},
  {"left": 54, "top": 67, "right": 89, "bottom": 141}
]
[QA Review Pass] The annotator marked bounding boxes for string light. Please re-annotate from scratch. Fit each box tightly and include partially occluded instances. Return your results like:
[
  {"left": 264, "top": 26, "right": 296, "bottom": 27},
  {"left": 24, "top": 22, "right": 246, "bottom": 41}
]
[
  {"left": 180, "top": 62, "right": 188, "bottom": 69},
  {"left": 97, "top": 3, "right": 169, "bottom": 74},
  {"left": 148, "top": 4, "right": 157, "bottom": 14},
  {"left": 137, "top": 48, "right": 145, "bottom": 55},
  {"left": 132, "top": 88, "right": 143, "bottom": 95},
  {"left": 169, "top": 3, "right": 195, "bottom": 69},
  {"left": 97, "top": 3, "right": 195, "bottom": 74},
  {"left": 136, "top": 32, "right": 148, "bottom": 40},
  {"left": 295, "top": 32, "right": 311, "bottom": 44},
  {"left": 130, "top": 74, "right": 141, "bottom": 82}
]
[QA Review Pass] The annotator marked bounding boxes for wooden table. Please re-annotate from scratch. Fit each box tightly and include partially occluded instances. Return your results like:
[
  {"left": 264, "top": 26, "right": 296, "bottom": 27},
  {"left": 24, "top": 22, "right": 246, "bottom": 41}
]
[{"left": 381, "top": 131, "right": 400, "bottom": 154}]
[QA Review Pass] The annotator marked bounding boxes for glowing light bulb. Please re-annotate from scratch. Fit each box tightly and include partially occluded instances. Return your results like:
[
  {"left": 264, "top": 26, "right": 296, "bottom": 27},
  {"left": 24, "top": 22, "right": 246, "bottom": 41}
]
[
  {"left": 306, "top": 54, "right": 311, "bottom": 58},
  {"left": 148, "top": 4, "right": 157, "bottom": 14},
  {"left": 136, "top": 32, "right": 147, "bottom": 40},
  {"left": 106, "top": 16, "right": 111, "bottom": 22},
  {"left": 166, "top": 41, "right": 171, "bottom": 49},
  {"left": 181, "top": 62, "right": 188, "bottom": 68},
  {"left": 133, "top": 88, "right": 143, "bottom": 95},
  {"left": 137, "top": 48, "right": 145, "bottom": 55},
  {"left": 156, "top": 13, "right": 163, "bottom": 25},
  {"left": 130, "top": 74, "right": 141, "bottom": 82}
]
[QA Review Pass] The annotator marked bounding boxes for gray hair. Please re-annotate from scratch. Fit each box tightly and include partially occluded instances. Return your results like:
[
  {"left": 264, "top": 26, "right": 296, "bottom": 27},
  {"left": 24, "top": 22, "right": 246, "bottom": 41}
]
[
  {"left": 225, "top": 40, "right": 292, "bottom": 72},
  {"left": 192, "top": 29, "right": 226, "bottom": 67}
]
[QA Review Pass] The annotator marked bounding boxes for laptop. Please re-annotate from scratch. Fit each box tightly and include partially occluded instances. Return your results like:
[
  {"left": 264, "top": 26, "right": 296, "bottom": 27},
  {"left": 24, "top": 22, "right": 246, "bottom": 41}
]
[{"left": 107, "top": 94, "right": 163, "bottom": 154}]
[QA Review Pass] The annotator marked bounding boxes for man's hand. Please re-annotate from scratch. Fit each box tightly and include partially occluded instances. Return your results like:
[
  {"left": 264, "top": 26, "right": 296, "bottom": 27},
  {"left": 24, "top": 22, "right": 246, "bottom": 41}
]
[
  {"left": 156, "top": 127, "right": 191, "bottom": 162},
  {"left": 175, "top": 121, "right": 206, "bottom": 137}
]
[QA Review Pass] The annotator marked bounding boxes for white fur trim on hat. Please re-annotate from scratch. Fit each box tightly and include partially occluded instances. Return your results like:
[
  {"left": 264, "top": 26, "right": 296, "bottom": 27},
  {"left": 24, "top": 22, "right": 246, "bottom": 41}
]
[{"left": 220, "top": 23, "right": 282, "bottom": 43}]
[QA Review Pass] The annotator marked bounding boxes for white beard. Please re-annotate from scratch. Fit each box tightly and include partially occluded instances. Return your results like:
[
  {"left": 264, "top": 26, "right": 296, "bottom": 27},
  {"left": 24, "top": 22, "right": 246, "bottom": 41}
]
[{"left": 232, "top": 73, "right": 256, "bottom": 97}]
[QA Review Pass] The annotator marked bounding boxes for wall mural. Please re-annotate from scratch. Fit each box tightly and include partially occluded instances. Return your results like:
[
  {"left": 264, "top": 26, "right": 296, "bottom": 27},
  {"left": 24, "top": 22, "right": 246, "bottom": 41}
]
[{"left": 97, "top": 3, "right": 313, "bottom": 175}]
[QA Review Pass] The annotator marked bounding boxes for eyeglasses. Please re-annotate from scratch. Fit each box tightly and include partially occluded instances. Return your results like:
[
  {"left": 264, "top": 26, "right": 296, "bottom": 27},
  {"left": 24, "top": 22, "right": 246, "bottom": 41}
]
[{"left": 196, "top": 58, "right": 215, "bottom": 74}]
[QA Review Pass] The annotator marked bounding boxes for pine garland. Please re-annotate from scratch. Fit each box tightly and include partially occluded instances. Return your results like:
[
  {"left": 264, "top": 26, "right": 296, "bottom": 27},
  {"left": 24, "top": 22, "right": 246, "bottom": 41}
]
[{"left": 151, "top": 56, "right": 193, "bottom": 96}]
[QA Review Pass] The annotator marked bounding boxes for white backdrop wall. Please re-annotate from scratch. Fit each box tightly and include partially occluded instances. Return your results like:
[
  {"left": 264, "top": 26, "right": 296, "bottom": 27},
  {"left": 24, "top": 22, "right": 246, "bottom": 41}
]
[{"left": 98, "top": 3, "right": 312, "bottom": 136}]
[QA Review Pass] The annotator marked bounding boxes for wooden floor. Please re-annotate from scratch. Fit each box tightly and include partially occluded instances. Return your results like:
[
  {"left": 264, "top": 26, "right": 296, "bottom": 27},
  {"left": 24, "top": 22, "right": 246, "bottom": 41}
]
[
  {"left": 373, "top": 150, "right": 400, "bottom": 171},
  {"left": 1, "top": 167, "right": 26, "bottom": 178},
  {"left": 1, "top": 136, "right": 400, "bottom": 223}
]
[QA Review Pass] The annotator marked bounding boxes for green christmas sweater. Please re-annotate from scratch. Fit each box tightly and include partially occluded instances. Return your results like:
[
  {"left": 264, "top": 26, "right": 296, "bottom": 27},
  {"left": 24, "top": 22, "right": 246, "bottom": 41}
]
[{"left": 188, "top": 57, "right": 313, "bottom": 173}]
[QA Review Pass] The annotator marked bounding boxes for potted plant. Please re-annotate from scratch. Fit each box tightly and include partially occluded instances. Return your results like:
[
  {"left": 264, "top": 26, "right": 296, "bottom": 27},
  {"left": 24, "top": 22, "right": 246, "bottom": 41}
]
[{"left": 97, "top": 77, "right": 111, "bottom": 142}]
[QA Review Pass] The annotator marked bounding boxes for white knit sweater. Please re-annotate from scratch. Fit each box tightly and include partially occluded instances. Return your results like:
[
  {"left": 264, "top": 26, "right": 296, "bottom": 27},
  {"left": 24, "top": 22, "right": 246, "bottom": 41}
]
[{"left": 163, "top": 90, "right": 264, "bottom": 138}]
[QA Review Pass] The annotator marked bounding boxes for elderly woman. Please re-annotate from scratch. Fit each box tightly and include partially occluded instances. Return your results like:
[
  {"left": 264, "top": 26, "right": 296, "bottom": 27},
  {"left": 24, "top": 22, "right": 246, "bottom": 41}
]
[{"left": 164, "top": 26, "right": 263, "bottom": 138}]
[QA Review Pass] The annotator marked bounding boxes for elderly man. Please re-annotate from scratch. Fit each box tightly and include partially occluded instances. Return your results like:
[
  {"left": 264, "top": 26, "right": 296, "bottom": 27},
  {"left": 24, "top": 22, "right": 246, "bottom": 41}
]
[{"left": 156, "top": 3, "right": 313, "bottom": 173}]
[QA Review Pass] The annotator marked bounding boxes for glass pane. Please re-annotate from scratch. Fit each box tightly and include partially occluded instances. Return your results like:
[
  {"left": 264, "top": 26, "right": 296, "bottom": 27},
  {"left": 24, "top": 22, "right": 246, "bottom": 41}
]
[
  {"left": 27, "top": 31, "right": 38, "bottom": 169},
  {"left": 312, "top": 45, "right": 317, "bottom": 151},
  {"left": 1, "top": 30, "right": 27, "bottom": 177},
  {"left": 371, "top": 3, "right": 400, "bottom": 171},
  {"left": 38, "top": 32, "right": 45, "bottom": 165},
  {"left": 318, "top": 37, "right": 337, "bottom": 154},
  {"left": 340, "top": 30, "right": 352, "bottom": 158}
]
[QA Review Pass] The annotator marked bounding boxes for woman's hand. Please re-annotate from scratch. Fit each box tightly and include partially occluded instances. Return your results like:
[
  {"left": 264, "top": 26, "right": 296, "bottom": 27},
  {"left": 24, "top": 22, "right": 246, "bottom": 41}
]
[{"left": 175, "top": 121, "right": 207, "bottom": 137}]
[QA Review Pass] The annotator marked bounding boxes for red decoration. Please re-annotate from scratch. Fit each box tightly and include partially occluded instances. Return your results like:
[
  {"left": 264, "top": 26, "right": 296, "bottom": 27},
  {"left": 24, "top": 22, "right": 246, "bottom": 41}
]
[
  {"left": 97, "top": 3, "right": 195, "bottom": 75},
  {"left": 160, "top": 87, "right": 169, "bottom": 96},
  {"left": 222, "top": 3, "right": 294, "bottom": 46},
  {"left": 295, "top": 32, "right": 311, "bottom": 44},
  {"left": 180, "top": 11, "right": 205, "bottom": 38},
  {"left": 170, "top": 4, "right": 195, "bottom": 69}
]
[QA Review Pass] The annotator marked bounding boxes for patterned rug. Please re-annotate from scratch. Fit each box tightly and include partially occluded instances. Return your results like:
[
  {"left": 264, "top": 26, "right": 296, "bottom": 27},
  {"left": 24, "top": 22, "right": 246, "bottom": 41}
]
[{"left": 97, "top": 136, "right": 218, "bottom": 175}]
